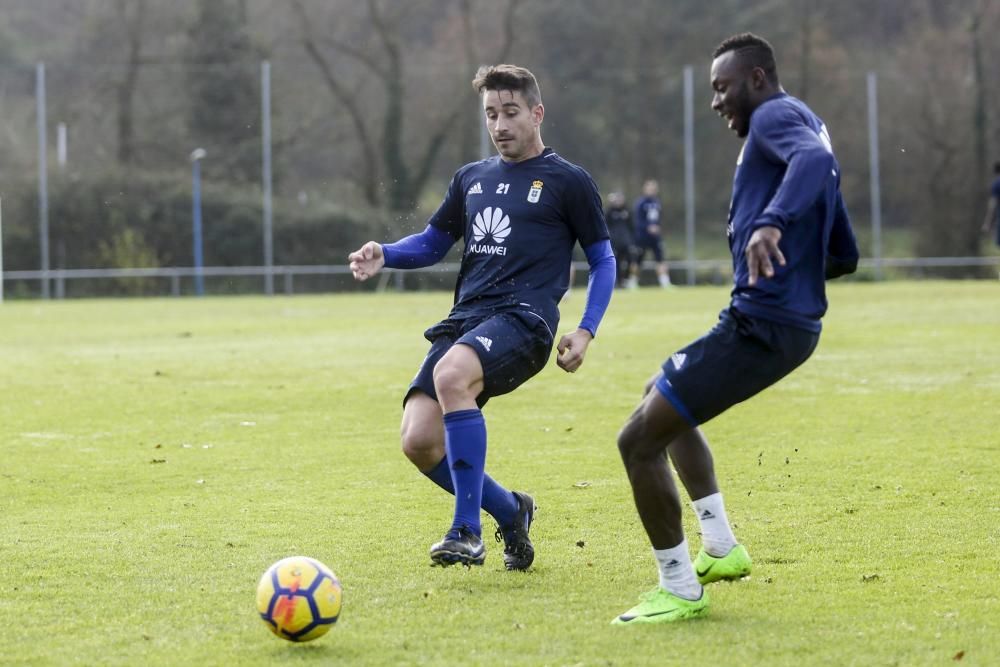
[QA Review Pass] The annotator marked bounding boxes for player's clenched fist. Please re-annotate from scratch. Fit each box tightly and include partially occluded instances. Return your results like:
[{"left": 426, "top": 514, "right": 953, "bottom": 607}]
[
  {"left": 556, "top": 328, "right": 593, "bottom": 374},
  {"left": 348, "top": 241, "right": 385, "bottom": 281}
]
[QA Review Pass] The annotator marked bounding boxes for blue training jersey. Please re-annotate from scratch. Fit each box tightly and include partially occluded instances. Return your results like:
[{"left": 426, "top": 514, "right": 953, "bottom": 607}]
[
  {"left": 727, "top": 92, "right": 856, "bottom": 332},
  {"left": 634, "top": 195, "right": 662, "bottom": 242},
  {"left": 427, "top": 147, "right": 609, "bottom": 335},
  {"left": 993, "top": 177, "right": 1000, "bottom": 219}
]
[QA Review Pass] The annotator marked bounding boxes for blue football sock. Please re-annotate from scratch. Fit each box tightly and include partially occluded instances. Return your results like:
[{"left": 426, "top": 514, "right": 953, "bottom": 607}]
[
  {"left": 423, "top": 458, "right": 518, "bottom": 527},
  {"left": 443, "top": 408, "right": 488, "bottom": 536}
]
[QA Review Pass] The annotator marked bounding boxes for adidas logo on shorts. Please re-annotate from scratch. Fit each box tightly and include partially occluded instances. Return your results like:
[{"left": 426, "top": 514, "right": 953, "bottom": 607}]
[
  {"left": 671, "top": 352, "right": 687, "bottom": 370},
  {"left": 475, "top": 335, "right": 493, "bottom": 352}
]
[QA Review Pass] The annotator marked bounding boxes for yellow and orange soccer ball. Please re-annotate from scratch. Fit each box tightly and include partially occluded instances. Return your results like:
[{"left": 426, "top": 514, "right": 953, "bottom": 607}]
[{"left": 256, "top": 556, "right": 342, "bottom": 642}]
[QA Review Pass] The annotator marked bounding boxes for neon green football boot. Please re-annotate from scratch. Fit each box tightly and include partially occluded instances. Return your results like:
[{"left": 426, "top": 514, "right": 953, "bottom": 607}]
[
  {"left": 693, "top": 544, "right": 752, "bottom": 584},
  {"left": 611, "top": 587, "right": 708, "bottom": 625}
]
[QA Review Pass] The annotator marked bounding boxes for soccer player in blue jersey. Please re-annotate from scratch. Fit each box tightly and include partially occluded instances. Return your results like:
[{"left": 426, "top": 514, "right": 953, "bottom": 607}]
[
  {"left": 982, "top": 161, "right": 1000, "bottom": 248},
  {"left": 605, "top": 191, "right": 635, "bottom": 288},
  {"left": 348, "top": 64, "right": 615, "bottom": 570},
  {"left": 612, "top": 33, "right": 859, "bottom": 624},
  {"left": 628, "top": 180, "right": 672, "bottom": 288}
]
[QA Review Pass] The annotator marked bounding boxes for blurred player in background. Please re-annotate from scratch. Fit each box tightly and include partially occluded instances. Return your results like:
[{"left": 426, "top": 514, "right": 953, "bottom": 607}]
[
  {"left": 349, "top": 64, "right": 615, "bottom": 570},
  {"left": 613, "top": 33, "right": 858, "bottom": 624},
  {"left": 605, "top": 191, "right": 635, "bottom": 287},
  {"left": 628, "top": 179, "right": 672, "bottom": 288},
  {"left": 982, "top": 161, "right": 1000, "bottom": 248}
]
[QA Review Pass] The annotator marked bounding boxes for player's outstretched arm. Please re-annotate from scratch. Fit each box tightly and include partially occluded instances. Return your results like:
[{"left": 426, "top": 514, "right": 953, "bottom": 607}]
[
  {"left": 557, "top": 239, "right": 615, "bottom": 373},
  {"left": 348, "top": 225, "right": 456, "bottom": 282},
  {"left": 745, "top": 225, "right": 785, "bottom": 286},
  {"left": 348, "top": 242, "right": 385, "bottom": 282}
]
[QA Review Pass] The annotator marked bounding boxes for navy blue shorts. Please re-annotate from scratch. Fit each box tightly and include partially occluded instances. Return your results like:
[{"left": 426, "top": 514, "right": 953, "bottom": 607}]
[
  {"left": 405, "top": 310, "right": 554, "bottom": 408},
  {"left": 655, "top": 307, "right": 819, "bottom": 426},
  {"left": 635, "top": 236, "right": 664, "bottom": 263}
]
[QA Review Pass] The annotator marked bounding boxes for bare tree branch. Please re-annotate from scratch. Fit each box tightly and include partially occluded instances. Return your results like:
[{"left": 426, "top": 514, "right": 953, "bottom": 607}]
[
  {"left": 496, "top": 0, "right": 520, "bottom": 63},
  {"left": 368, "top": 0, "right": 408, "bottom": 211},
  {"left": 460, "top": 0, "right": 478, "bottom": 66},
  {"left": 115, "top": 0, "right": 146, "bottom": 166},
  {"left": 317, "top": 35, "right": 389, "bottom": 79},
  {"left": 291, "top": 0, "right": 380, "bottom": 207},
  {"left": 367, "top": 0, "right": 401, "bottom": 66},
  {"left": 409, "top": 0, "right": 520, "bottom": 201}
]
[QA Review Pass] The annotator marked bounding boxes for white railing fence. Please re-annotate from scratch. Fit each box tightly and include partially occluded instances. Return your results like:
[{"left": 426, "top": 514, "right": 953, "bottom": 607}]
[{"left": 2, "top": 256, "right": 997, "bottom": 299}]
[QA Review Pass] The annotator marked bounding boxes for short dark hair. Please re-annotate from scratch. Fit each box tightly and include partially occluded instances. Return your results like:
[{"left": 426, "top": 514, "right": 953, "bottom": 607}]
[
  {"left": 472, "top": 64, "right": 542, "bottom": 107},
  {"left": 713, "top": 33, "right": 779, "bottom": 85}
]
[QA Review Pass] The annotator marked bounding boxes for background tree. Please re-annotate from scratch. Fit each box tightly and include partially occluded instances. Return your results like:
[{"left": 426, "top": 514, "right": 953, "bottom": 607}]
[
  {"left": 1, "top": 0, "right": 999, "bottom": 281},
  {"left": 186, "top": 0, "right": 262, "bottom": 182},
  {"left": 290, "top": 0, "right": 518, "bottom": 217}
]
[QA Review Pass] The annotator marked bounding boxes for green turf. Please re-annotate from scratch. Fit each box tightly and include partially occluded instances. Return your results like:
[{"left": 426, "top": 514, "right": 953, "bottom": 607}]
[{"left": 2, "top": 282, "right": 998, "bottom": 666}]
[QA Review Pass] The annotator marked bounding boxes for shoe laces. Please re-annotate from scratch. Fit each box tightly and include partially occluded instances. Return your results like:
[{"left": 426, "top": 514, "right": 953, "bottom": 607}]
[{"left": 494, "top": 523, "right": 529, "bottom": 555}]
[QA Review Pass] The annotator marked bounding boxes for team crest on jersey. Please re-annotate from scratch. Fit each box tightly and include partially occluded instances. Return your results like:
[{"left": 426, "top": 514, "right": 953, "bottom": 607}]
[{"left": 527, "top": 180, "right": 543, "bottom": 203}]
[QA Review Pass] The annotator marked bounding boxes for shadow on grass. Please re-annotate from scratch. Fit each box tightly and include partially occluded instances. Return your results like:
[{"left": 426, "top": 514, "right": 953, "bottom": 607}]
[{"left": 265, "top": 637, "right": 364, "bottom": 662}]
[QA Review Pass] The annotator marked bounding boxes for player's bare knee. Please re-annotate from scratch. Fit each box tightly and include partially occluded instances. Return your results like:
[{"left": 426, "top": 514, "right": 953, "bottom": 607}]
[
  {"left": 400, "top": 396, "right": 444, "bottom": 467},
  {"left": 432, "top": 364, "right": 470, "bottom": 405},
  {"left": 399, "top": 426, "right": 426, "bottom": 458},
  {"left": 399, "top": 426, "right": 439, "bottom": 467},
  {"left": 618, "top": 413, "right": 665, "bottom": 467},
  {"left": 617, "top": 417, "right": 644, "bottom": 465}
]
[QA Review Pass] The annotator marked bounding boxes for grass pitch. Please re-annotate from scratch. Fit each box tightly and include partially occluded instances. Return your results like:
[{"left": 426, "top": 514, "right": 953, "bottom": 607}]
[{"left": 1, "top": 282, "right": 998, "bottom": 666}]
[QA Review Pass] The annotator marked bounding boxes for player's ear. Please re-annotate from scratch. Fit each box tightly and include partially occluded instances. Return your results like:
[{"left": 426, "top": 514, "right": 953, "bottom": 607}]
[
  {"left": 750, "top": 66, "right": 767, "bottom": 91},
  {"left": 532, "top": 103, "right": 544, "bottom": 127}
]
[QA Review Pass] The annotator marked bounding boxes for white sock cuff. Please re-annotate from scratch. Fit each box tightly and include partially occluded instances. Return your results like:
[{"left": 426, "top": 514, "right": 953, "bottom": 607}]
[
  {"left": 652, "top": 539, "right": 701, "bottom": 599},
  {"left": 652, "top": 538, "right": 689, "bottom": 563},
  {"left": 692, "top": 492, "right": 725, "bottom": 518}
]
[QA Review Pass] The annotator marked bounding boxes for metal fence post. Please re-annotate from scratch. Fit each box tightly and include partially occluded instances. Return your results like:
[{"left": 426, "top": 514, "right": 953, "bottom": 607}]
[
  {"left": 683, "top": 65, "right": 696, "bottom": 286},
  {"left": 37, "top": 62, "right": 50, "bottom": 299},
  {"left": 261, "top": 60, "right": 274, "bottom": 295},
  {"left": 190, "top": 148, "right": 207, "bottom": 296},
  {"left": 867, "top": 71, "right": 883, "bottom": 280}
]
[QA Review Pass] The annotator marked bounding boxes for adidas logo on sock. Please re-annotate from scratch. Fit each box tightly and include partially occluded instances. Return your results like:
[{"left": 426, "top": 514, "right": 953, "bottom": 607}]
[
  {"left": 700, "top": 509, "right": 715, "bottom": 520},
  {"left": 467, "top": 182, "right": 483, "bottom": 195},
  {"left": 671, "top": 352, "right": 687, "bottom": 370},
  {"left": 475, "top": 335, "right": 493, "bottom": 351},
  {"left": 664, "top": 558, "right": 681, "bottom": 568}
]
